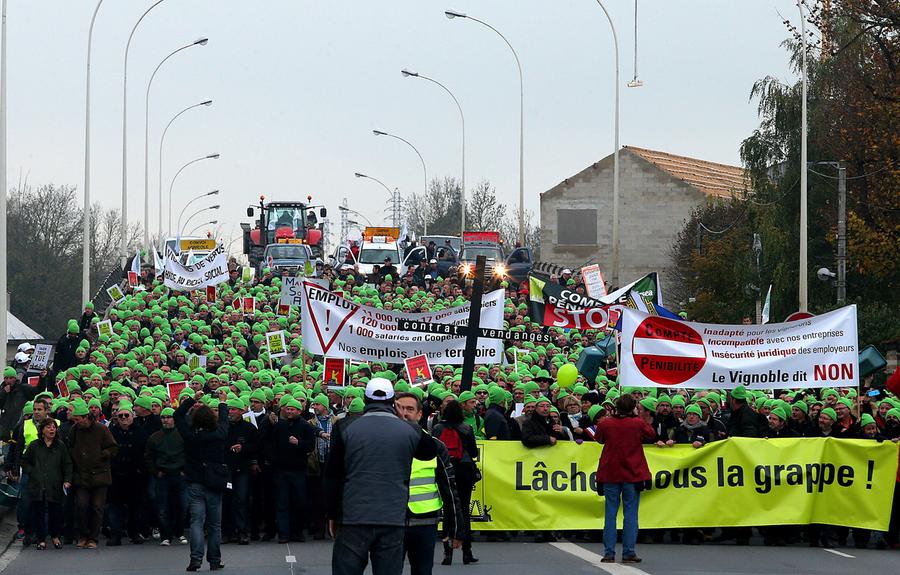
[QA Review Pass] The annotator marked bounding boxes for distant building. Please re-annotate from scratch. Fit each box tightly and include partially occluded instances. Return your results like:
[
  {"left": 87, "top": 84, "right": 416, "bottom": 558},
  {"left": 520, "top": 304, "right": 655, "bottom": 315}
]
[
  {"left": 6, "top": 311, "right": 43, "bottom": 363},
  {"left": 539, "top": 146, "right": 747, "bottom": 286}
]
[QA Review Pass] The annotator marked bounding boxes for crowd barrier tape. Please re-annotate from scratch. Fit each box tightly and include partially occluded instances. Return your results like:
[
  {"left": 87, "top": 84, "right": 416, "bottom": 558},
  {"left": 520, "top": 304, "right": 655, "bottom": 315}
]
[{"left": 467, "top": 438, "right": 898, "bottom": 531}]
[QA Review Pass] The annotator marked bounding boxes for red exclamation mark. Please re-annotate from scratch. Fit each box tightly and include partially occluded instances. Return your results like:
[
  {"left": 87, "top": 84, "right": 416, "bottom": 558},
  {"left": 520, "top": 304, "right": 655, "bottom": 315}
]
[
  {"left": 325, "top": 309, "right": 331, "bottom": 331},
  {"left": 866, "top": 460, "right": 874, "bottom": 490}
]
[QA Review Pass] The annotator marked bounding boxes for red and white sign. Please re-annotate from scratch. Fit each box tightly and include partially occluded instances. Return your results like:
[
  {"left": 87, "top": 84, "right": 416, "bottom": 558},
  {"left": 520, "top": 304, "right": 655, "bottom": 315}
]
[
  {"left": 300, "top": 281, "right": 504, "bottom": 364},
  {"left": 620, "top": 306, "right": 859, "bottom": 390},
  {"left": 127, "top": 271, "right": 139, "bottom": 287},
  {"left": 167, "top": 381, "right": 187, "bottom": 406},
  {"left": 242, "top": 297, "right": 256, "bottom": 315},
  {"left": 324, "top": 358, "right": 346, "bottom": 386},
  {"left": 57, "top": 380, "right": 70, "bottom": 398},
  {"left": 206, "top": 285, "right": 216, "bottom": 303},
  {"left": 581, "top": 264, "right": 607, "bottom": 298},
  {"left": 462, "top": 231, "right": 501, "bottom": 244},
  {"left": 405, "top": 355, "right": 433, "bottom": 386},
  {"left": 631, "top": 315, "right": 706, "bottom": 385}
]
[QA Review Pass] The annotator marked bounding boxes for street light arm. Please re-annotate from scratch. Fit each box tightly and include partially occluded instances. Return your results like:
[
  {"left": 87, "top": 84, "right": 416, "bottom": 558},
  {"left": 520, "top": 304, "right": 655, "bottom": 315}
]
[
  {"left": 374, "top": 131, "right": 427, "bottom": 193},
  {"left": 180, "top": 205, "right": 219, "bottom": 237},
  {"left": 169, "top": 155, "right": 218, "bottom": 235},
  {"left": 177, "top": 189, "right": 219, "bottom": 237},
  {"left": 189, "top": 220, "right": 217, "bottom": 236}
]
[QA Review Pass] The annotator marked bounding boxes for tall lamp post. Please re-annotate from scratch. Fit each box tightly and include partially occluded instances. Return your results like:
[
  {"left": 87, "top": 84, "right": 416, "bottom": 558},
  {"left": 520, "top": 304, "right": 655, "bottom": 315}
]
[
  {"left": 445, "top": 10, "right": 524, "bottom": 243},
  {"left": 158, "top": 100, "right": 213, "bottom": 241},
  {"left": 176, "top": 189, "right": 220, "bottom": 239},
  {"left": 354, "top": 172, "right": 400, "bottom": 227},
  {"left": 593, "top": 0, "right": 622, "bottom": 286},
  {"left": 1, "top": 0, "right": 8, "bottom": 366},
  {"left": 143, "top": 37, "right": 208, "bottom": 250},
  {"left": 188, "top": 220, "right": 217, "bottom": 236},
  {"left": 401, "top": 69, "right": 466, "bottom": 236},
  {"left": 167, "top": 154, "right": 219, "bottom": 236},
  {"left": 121, "top": 0, "right": 167, "bottom": 267},
  {"left": 339, "top": 205, "right": 373, "bottom": 227},
  {"left": 798, "top": 0, "right": 809, "bottom": 312},
  {"left": 180, "top": 205, "right": 220, "bottom": 237},
  {"left": 82, "top": 0, "right": 105, "bottom": 304},
  {"left": 372, "top": 130, "right": 427, "bottom": 234}
]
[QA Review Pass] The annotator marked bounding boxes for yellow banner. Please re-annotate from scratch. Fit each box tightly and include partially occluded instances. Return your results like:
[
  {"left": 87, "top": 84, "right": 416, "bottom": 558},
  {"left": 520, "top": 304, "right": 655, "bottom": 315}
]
[{"left": 468, "top": 438, "right": 898, "bottom": 531}]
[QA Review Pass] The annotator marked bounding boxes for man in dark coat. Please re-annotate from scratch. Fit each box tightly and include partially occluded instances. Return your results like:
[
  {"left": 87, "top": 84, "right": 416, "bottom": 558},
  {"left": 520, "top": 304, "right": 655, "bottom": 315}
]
[
  {"left": 482, "top": 388, "right": 511, "bottom": 440},
  {"left": 53, "top": 320, "right": 85, "bottom": 375},
  {"left": 107, "top": 403, "right": 149, "bottom": 545},
  {"left": 520, "top": 398, "right": 567, "bottom": 448}
]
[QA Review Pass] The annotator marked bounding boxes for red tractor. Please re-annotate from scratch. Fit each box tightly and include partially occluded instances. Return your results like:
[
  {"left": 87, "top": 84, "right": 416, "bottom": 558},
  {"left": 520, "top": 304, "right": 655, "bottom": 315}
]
[{"left": 241, "top": 196, "right": 327, "bottom": 271}]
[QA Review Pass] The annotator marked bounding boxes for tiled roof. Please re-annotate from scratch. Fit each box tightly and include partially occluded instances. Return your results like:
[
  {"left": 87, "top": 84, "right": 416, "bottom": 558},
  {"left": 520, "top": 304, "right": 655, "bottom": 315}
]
[{"left": 625, "top": 146, "right": 747, "bottom": 198}]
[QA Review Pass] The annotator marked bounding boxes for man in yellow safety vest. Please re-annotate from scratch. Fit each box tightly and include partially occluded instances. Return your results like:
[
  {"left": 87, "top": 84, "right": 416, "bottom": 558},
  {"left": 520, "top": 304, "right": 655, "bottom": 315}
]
[{"left": 395, "top": 392, "right": 463, "bottom": 575}]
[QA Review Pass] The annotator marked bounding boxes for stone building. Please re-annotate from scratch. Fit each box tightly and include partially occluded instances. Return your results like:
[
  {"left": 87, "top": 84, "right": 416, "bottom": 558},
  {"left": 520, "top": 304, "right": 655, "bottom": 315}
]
[{"left": 539, "top": 146, "right": 746, "bottom": 287}]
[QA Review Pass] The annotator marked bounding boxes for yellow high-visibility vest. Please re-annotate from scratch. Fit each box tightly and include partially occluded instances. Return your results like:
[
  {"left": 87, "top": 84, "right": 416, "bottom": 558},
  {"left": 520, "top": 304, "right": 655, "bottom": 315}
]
[{"left": 408, "top": 458, "right": 442, "bottom": 514}]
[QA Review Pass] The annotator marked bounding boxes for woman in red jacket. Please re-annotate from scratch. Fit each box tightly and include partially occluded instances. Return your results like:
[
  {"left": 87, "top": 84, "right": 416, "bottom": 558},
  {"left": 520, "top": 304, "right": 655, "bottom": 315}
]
[{"left": 595, "top": 395, "right": 655, "bottom": 564}]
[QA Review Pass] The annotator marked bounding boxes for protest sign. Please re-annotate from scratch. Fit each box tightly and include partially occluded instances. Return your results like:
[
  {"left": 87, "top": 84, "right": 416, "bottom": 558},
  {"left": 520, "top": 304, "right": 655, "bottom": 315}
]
[
  {"left": 27, "top": 376, "right": 40, "bottom": 388},
  {"left": 528, "top": 272, "right": 661, "bottom": 329},
  {"left": 620, "top": 305, "right": 859, "bottom": 390},
  {"left": 29, "top": 344, "right": 53, "bottom": 370},
  {"left": 106, "top": 285, "right": 125, "bottom": 305},
  {"left": 301, "top": 281, "right": 504, "bottom": 364},
  {"left": 167, "top": 381, "right": 187, "bottom": 405},
  {"left": 280, "top": 276, "right": 302, "bottom": 307},
  {"left": 469, "top": 438, "right": 897, "bottom": 531},
  {"left": 188, "top": 355, "right": 207, "bottom": 370},
  {"left": 266, "top": 330, "right": 288, "bottom": 358},
  {"left": 162, "top": 244, "right": 229, "bottom": 292},
  {"left": 580, "top": 264, "right": 606, "bottom": 298},
  {"left": 404, "top": 355, "right": 433, "bottom": 386},
  {"left": 277, "top": 304, "right": 290, "bottom": 316},
  {"left": 242, "top": 297, "right": 256, "bottom": 315},
  {"left": 127, "top": 271, "right": 139, "bottom": 287},
  {"left": 206, "top": 285, "right": 216, "bottom": 303},
  {"left": 323, "top": 358, "right": 345, "bottom": 386},
  {"left": 96, "top": 320, "right": 113, "bottom": 338},
  {"left": 241, "top": 266, "right": 254, "bottom": 284},
  {"left": 57, "top": 380, "right": 70, "bottom": 398}
]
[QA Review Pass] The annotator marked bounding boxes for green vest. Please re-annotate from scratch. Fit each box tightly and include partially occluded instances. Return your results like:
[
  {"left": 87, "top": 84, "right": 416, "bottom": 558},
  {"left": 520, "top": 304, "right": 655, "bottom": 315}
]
[
  {"left": 23, "top": 419, "right": 39, "bottom": 448},
  {"left": 408, "top": 458, "right": 442, "bottom": 514}
]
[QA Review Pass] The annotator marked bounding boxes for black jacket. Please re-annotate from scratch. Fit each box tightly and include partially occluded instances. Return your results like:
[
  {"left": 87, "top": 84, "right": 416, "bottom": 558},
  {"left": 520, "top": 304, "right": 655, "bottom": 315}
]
[
  {"left": 0, "top": 381, "right": 42, "bottom": 440},
  {"left": 264, "top": 417, "right": 316, "bottom": 471},
  {"left": 520, "top": 411, "right": 567, "bottom": 447},
  {"left": 174, "top": 398, "right": 229, "bottom": 485},
  {"left": 483, "top": 405, "right": 511, "bottom": 440},
  {"left": 325, "top": 402, "right": 437, "bottom": 527},
  {"left": 53, "top": 333, "right": 83, "bottom": 374},
  {"left": 672, "top": 422, "right": 712, "bottom": 445},
  {"left": 726, "top": 403, "right": 762, "bottom": 438},
  {"left": 110, "top": 424, "right": 148, "bottom": 478},
  {"left": 21, "top": 438, "right": 73, "bottom": 503},
  {"left": 225, "top": 419, "right": 259, "bottom": 473}
]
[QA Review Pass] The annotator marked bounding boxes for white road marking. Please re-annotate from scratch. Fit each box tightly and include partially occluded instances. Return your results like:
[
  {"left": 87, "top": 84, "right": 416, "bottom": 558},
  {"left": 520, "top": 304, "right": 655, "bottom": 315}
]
[
  {"left": 823, "top": 548, "right": 855, "bottom": 559},
  {"left": 0, "top": 543, "right": 20, "bottom": 574},
  {"left": 285, "top": 542, "right": 295, "bottom": 575},
  {"left": 285, "top": 555, "right": 297, "bottom": 563},
  {"left": 550, "top": 542, "right": 652, "bottom": 575}
]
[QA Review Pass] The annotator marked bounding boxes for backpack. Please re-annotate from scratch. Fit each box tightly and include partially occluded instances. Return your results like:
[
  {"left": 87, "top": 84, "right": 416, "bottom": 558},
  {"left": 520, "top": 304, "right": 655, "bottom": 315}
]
[{"left": 439, "top": 426, "right": 464, "bottom": 461}]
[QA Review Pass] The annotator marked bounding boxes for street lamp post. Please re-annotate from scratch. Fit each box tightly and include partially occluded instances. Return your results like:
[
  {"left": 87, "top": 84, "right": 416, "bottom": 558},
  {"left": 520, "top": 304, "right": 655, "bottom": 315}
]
[
  {"left": 798, "top": 0, "right": 809, "bottom": 312},
  {"left": 121, "top": 0, "right": 168, "bottom": 268},
  {"left": 188, "top": 220, "right": 218, "bottom": 236},
  {"left": 354, "top": 172, "right": 399, "bottom": 227},
  {"left": 158, "top": 100, "right": 213, "bottom": 242},
  {"left": 372, "top": 129, "right": 427, "bottom": 234},
  {"left": 401, "top": 69, "right": 466, "bottom": 236},
  {"left": 82, "top": 0, "right": 105, "bottom": 305},
  {"left": 143, "top": 37, "right": 207, "bottom": 250},
  {"left": 167, "top": 154, "right": 219, "bottom": 236},
  {"left": 1, "top": 0, "right": 8, "bottom": 366},
  {"left": 180, "top": 205, "right": 220, "bottom": 237},
  {"left": 339, "top": 205, "right": 373, "bottom": 227},
  {"left": 593, "top": 0, "right": 621, "bottom": 286},
  {"left": 176, "top": 189, "right": 220, "bottom": 239},
  {"left": 446, "top": 9, "right": 523, "bottom": 244}
]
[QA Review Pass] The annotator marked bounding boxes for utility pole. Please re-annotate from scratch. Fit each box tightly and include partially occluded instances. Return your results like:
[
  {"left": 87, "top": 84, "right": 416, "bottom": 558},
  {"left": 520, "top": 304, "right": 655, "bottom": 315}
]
[
  {"left": 339, "top": 198, "right": 349, "bottom": 246},
  {"left": 836, "top": 164, "right": 846, "bottom": 306},
  {"left": 753, "top": 233, "right": 762, "bottom": 324}
]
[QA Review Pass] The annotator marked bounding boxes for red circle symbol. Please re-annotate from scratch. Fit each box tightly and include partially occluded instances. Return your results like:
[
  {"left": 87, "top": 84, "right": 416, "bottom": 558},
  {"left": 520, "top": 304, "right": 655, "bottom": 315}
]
[
  {"left": 631, "top": 316, "right": 707, "bottom": 385},
  {"left": 785, "top": 311, "right": 814, "bottom": 322}
]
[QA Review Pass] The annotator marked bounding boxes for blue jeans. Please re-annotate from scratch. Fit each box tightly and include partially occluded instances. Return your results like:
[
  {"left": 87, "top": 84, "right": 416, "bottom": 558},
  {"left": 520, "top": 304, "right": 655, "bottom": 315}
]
[
  {"left": 603, "top": 482, "right": 640, "bottom": 558},
  {"left": 275, "top": 469, "right": 306, "bottom": 539},
  {"left": 187, "top": 483, "right": 222, "bottom": 565},
  {"left": 156, "top": 472, "right": 188, "bottom": 541},
  {"left": 404, "top": 524, "right": 438, "bottom": 575}
]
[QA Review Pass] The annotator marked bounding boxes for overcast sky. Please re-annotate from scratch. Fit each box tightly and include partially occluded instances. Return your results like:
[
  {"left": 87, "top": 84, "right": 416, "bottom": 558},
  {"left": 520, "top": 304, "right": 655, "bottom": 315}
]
[{"left": 6, "top": 0, "right": 800, "bottom": 251}]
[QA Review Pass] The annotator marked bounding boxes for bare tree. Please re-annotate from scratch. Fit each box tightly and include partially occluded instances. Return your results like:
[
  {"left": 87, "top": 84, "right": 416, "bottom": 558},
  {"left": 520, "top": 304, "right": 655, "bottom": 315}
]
[{"left": 465, "top": 180, "right": 506, "bottom": 232}]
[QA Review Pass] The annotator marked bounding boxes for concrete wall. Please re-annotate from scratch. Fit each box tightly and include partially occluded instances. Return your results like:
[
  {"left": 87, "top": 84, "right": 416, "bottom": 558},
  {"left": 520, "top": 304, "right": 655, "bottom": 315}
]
[{"left": 540, "top": 150, "right": 708, "bottom": 286}]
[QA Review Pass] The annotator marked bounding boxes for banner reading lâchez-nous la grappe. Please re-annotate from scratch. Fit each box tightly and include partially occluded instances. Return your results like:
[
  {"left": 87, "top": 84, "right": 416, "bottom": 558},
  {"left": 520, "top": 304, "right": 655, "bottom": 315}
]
[
  {"left": 469, "top": 438, "right": 896, "bottom": 531},
  {"left": 300, "top": 281, "right": 504, "bottom": 364},
  {"left": 620, "top": 306, "right": 858, "bottom": 390}
]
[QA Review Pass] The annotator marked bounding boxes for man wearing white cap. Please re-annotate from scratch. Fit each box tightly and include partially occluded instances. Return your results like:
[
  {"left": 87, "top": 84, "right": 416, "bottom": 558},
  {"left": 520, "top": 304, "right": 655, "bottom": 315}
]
[{"left": 326, "top": 378, "right": 437, "bottom": 575}]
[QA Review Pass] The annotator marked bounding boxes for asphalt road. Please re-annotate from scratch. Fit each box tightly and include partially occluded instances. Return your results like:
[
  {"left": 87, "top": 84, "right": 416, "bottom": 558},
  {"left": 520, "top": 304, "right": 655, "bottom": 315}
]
[{"left": 1, "top": 535, "right": 898, "bottom": 575}]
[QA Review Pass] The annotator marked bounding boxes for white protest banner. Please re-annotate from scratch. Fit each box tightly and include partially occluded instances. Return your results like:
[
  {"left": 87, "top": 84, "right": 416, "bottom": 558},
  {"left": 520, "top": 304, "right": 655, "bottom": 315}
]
[
  {"left": 620, "top": 305, "right": 859, "bottom": 390},
  {"left": 30, "top": 344, "right": 53, "bottom": 370},
  {"left": 163, "top": 244, "right": 229, "bottom": 292},
  {"left": 301, "top": 281, "right": 504, "bottom": 364},
  {"left": 266, "top": 330, "right": 288, "bottom": 358},
  {"left": 280, "top": 276, "right": 329, "bottom": 307},
  {"left": 581, "top": 264, "right": 607, "bottom": 298}
]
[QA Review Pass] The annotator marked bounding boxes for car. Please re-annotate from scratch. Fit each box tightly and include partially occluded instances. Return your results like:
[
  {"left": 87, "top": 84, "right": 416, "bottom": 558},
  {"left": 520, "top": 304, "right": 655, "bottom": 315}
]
[{"left": 263, "top": 242, "right": 314, "bottom": 275}]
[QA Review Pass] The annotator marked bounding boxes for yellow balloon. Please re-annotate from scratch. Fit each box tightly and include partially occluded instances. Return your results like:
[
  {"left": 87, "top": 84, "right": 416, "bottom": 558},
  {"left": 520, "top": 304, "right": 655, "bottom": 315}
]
[{"left": 557, "top": 363, "right": 578, "bottom": 388}]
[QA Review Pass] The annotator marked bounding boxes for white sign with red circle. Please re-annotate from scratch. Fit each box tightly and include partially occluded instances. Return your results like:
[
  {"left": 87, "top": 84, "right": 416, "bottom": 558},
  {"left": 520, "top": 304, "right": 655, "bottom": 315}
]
[{"left": 631, "top": 315, "right": 707, "bottom": 385}]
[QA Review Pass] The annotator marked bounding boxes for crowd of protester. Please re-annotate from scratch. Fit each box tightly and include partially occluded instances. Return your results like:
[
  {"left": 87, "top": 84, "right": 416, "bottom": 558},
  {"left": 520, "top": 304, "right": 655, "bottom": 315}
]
[{"left": 0, "top": 256, "right": 898, "bottom": 563}]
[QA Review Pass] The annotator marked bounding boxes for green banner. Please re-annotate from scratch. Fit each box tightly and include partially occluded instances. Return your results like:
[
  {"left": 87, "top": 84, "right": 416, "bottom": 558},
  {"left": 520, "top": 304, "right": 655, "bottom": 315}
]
[{"left": 468, "top": 438, "right": 898, "bottom": 531}]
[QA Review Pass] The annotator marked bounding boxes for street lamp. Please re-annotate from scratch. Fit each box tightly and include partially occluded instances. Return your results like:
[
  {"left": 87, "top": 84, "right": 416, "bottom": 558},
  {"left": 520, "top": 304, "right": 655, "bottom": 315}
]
[
  {"left": 158, "top": 100, "right": 213, "bottom": 241},
  {"left": 176, "top": 189, "right": 219, "bottom": 239},
  {"left": 0, "top": 0, "right": 8, "bottom": 365},
  {"left": 189, "top": 220, "right": 218, "bottom": 236},
  {"left": 180, "top": 205, "right": 220, "bottom": 237},
  {"left": 143, "top": 37, "right": 208, "bottom": 251},
  {"left": 121, "top": 0, "right": 168, "bottom": 267},
  {"left": 82, "top": 0, "right": 105, "bottom": 304},
  {"left": 372, "top": 129, "right": 427, "bottom": 233},
  {"left": 593, "top": 0, "right": 622, "bottom": 286},
  {"left": 167, "top": 154, "right": 219, "bottom": 236},
  {"left": 445, "top": 9, "right": 524, "bottom": 243},
  {"left": 401, "top": 68, "right": 466, "bottom": 236},
  {"left": 339, "top": 205, "right": 374, "bottom": 227},
  {"left": 798, "top": 0, "right": 809, "bottom": 312},
  {"left": 355, "top": 172, "right": 400, "bottom": 227}
]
